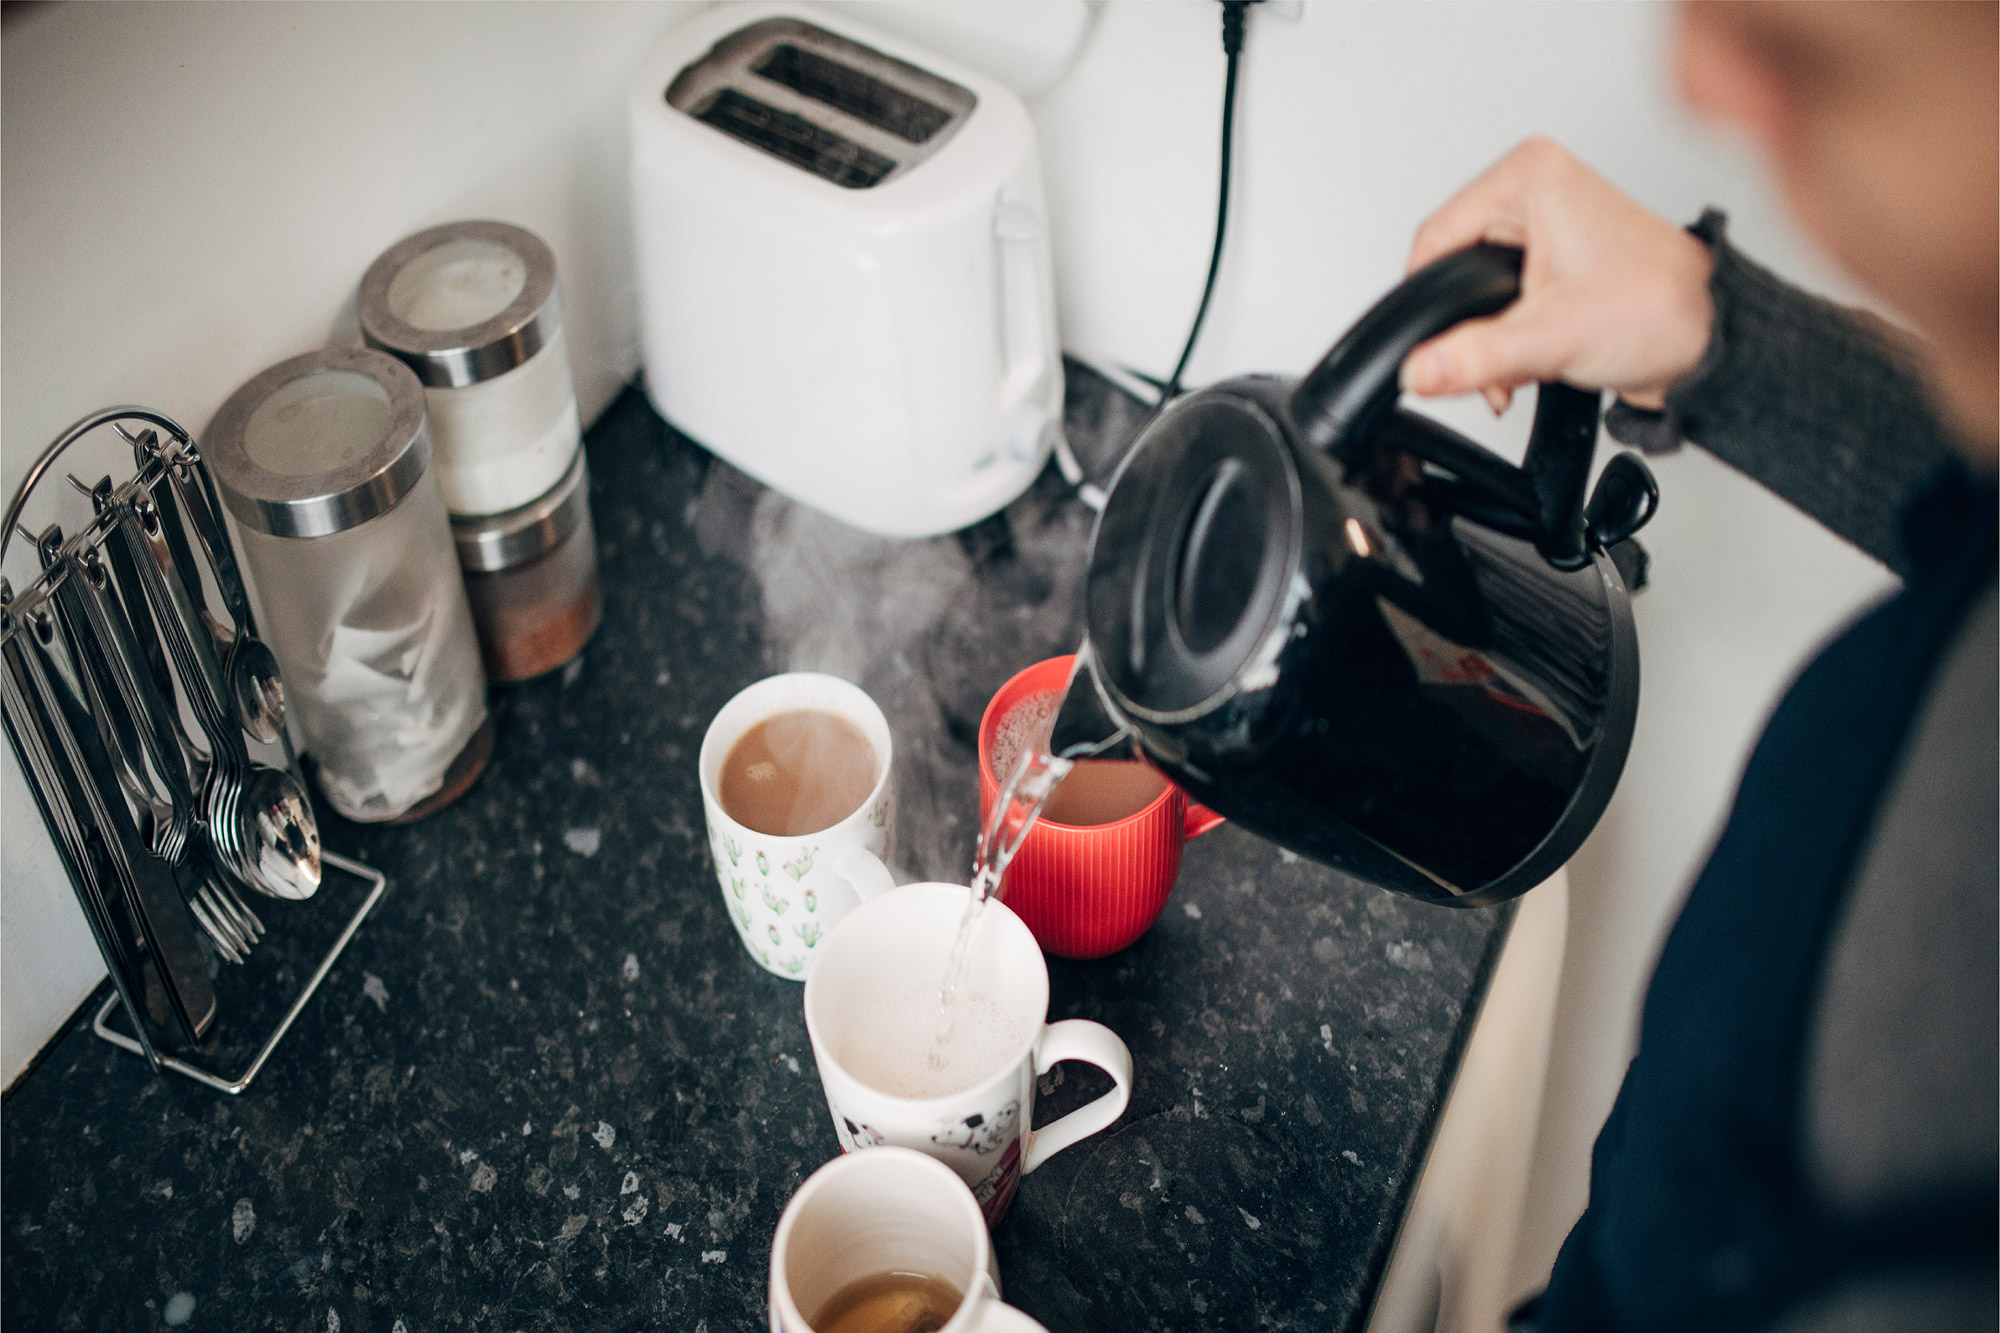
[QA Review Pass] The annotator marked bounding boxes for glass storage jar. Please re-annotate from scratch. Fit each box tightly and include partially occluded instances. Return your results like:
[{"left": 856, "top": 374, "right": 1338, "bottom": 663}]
[
  {"left": 206, "top": 348, "right": 491, "bottom": 823},
  {"left": 357, "top": 219, "right": 582, "bottom": 517},
  {"left": 452, "top": 451, "right": 601, "bottom": 682}
]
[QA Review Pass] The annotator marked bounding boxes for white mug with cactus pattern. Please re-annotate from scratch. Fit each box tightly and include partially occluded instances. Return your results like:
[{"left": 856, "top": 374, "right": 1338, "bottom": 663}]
[{"left": 700, "top": 673, "right": 897, "bottom": 980}]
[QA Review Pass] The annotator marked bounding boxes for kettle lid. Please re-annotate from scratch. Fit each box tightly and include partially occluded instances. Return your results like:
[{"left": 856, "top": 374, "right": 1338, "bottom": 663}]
[{"left": 1085, "top": 385, "right": 1302, "bottom": 719}]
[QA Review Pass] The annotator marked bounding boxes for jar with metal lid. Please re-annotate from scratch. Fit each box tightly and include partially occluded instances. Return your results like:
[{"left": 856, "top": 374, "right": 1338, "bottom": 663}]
[
  {"left": 357, "top": 220, "right": 582, "bottom": 517},
  {"left": 359, "top": 219, "right": 603, "bottom": 680},
  {"left": 206, "top": 348, "right": 492, "bottom": 823},
  {"left": 453, "top": 451, "right": 602, "bottom": 681}
]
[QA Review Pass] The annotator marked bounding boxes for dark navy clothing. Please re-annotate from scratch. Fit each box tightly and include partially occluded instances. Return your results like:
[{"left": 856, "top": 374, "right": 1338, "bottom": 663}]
[
  {"left": 1524, "top": 217, "right": 1998, "bottom": 1332},
  {"left": 1532, "top": 469, "right": 1997, "bottom": 1332}
]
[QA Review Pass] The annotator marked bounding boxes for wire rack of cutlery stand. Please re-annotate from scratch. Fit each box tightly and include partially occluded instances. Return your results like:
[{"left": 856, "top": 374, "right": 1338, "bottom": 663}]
[{"left": 1, "top": 406, "right": 387, "bottom": 1093}]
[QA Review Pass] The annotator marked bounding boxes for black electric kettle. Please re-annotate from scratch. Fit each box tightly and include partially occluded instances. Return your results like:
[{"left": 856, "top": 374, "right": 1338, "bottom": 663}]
[{"left": 1049, "top": 243, "right": 1659, "bottom": 907}]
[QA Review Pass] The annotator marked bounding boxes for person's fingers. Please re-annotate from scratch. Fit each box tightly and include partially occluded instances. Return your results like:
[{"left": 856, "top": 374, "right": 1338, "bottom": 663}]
[
  {"left": 1408, "top": 210, "right": 1529, "bottom": 276},
  {"left": 1408, "top": 176, "right": 1525, "bottom": 273},
  {"left": 1404, "top": 137, "right": 1559, "bottom": 272},
  {"left": 1483, "top": 385, "right": 1514, "bottom": 415},
  {"left": 1399, "top": 297, "right": 1571, "bottom": 398}
]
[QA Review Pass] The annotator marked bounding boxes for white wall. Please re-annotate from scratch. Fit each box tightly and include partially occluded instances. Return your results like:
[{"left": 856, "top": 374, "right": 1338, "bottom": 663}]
[
  {"left": 3, "top": 7, "right": 1902, "bottom": 1305},
  {"left": 0, "top": 0, "right": 708, "bottom": 1087}
]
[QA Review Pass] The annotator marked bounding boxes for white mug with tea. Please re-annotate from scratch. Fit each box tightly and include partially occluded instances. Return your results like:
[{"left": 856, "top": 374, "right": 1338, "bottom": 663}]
[
  {"left": 804, "top": 883, "right": 1133, "bottom": 1225},
  {"left": 701, "top": 673, "right": 897, "bottom": 979},
  {"left": 769, "top": 1148, "right": 1047, "bottom": 1333}
]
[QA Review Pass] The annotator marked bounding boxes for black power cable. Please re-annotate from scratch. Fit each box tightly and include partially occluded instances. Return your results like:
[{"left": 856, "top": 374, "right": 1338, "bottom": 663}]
[
  {"left": 1160, "top": 0, "right": 1255, "bottom": 404},
  {"left": 1058, "top": 0, "right": 1256, "bottom": 508}
]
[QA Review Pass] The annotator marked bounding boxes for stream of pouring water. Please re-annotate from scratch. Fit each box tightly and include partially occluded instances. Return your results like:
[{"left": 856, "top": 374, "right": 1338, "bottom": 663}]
[{"left": 930, "top": 744, "right": 1074, "bottom": 1070}]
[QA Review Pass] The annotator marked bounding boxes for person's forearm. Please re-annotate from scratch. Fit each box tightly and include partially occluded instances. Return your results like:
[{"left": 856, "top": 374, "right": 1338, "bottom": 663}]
[{"left": 1606, "top": 212, "right": 1955, "bottom": 575}]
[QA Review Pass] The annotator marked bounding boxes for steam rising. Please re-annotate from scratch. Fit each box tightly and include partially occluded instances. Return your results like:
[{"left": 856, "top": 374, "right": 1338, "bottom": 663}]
[{"left": 694, "top": 363, "right": 1146, "bottom": 882}]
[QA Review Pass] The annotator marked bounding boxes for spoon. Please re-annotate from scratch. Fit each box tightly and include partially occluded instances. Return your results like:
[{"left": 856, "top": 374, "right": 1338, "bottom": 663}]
[
  {"left": 108, "top": 489, "right": 320, "bottom": 900},
  {"left": 119, "top": 427, "right": 294, "bottom": 751},
  {"left": 210, "top": 762, "right": 320, "bottom": 901},
  {"left": 68, "top": 528, "right": 269, "bottom": 959},
  {"left": 156, "top": 445, "right": 294, "bottom": 754},
  {"left": 229, "top": 635, "right": 287, "bottom": 746}
]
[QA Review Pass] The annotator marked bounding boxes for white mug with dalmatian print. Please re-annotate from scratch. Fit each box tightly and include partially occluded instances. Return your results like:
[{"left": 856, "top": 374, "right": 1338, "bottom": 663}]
[
  {"left": 769, "top": 1148, "right": 1047, "bottom": 1333},
  {"left": 701, "top": 673, "right": 898, "bottom": 980},
  {"left": 804, "top": 883, "right": 1134, "bottom": 1226}
]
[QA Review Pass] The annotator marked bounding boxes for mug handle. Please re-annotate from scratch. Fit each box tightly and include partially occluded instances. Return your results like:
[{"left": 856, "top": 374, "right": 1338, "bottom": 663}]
[
  {"left": 1185, "top": 801, "right": 1225, "bottom": 839},
  {"left": 834, "top": 846, "right": 896, "bottom": 903},
  {"left": 1023, "top": 1020, "right": 1133, "bottom": 1174}
]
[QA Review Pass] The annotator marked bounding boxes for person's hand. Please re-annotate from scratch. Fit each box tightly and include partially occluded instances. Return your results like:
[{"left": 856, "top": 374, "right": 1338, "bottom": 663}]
[{"left": 1401, "top": 137, "right": 1716, "bottom": 414}]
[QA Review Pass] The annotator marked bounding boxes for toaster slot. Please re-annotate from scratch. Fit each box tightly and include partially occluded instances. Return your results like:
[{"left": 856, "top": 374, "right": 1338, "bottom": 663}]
[
  {"left": 665, "top": 17, "right": 977, "bottom": 189},
  {"left": 695, "top": 89, "right": 895, "bottom": 190},
  {"left": 754, "top": 43, "right": 951, "bottom": 144}
]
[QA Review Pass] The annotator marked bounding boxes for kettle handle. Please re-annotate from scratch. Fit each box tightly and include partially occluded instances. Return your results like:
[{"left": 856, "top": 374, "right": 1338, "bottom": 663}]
[{"left": 1287, "top": 243, "right": 1602, "bottom": 569}]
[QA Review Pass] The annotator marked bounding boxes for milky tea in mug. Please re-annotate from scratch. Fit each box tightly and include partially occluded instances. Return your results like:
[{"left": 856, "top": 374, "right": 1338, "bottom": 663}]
[
  {"left": 700, "top": 674, "right": 897, "bottom": 981},
  {"left": 720, "top": 709, "right": 879, "bottom": 836}
]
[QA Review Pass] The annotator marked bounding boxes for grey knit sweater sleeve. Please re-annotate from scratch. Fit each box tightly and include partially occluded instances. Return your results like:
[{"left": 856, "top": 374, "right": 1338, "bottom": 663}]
[{"left": 1603, "top": 211, "right": 1954, "bottom": 575}]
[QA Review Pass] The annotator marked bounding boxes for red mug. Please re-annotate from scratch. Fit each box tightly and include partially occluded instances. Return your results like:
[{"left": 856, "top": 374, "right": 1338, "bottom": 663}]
[{"left": 977, "top": 656, "right": 1224, "bottom": 959}]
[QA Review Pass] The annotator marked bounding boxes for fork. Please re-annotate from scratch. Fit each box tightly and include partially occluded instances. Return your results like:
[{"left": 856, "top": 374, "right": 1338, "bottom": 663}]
[{"left": 187, "top": 870, "right": 264, "bottom": 964}]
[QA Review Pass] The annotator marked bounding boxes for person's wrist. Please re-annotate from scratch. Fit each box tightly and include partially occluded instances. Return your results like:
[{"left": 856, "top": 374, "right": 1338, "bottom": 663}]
[{"left": 1614, "top": 229, "right": 1717, "bottom": 412}]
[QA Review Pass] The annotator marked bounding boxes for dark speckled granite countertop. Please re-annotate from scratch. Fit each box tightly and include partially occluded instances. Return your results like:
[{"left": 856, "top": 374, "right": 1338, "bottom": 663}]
[{"left": 2, "top": 371, "right": 1510, "bottom": 1333}]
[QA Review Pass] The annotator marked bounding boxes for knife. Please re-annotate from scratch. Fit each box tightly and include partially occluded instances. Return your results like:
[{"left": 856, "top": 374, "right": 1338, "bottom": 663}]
[
  {"left": 0, "top": 589, "right": 163, "bottom": 1069},
  {"left": 45, "top": 541, "right": 217, "bottom": 1044}
]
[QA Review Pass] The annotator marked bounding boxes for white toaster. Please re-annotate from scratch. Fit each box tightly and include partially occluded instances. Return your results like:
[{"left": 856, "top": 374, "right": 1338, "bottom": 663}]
[{"left": 629, "top": 4, "right": 1064, "bottom": 538}]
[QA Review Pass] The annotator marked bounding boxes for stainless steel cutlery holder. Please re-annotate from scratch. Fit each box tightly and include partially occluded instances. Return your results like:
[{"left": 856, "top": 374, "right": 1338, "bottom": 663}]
[{"left": 2, "top": 406, "right": 387, "bottom": 1093}]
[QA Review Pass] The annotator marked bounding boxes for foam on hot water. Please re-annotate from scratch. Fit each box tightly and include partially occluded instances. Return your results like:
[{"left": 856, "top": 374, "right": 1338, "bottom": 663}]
[
  {"left": 841, "top": 984, "right": 1023, "bottom": 1099},
  {"left": 992, "top": 690, "right": 1170, "bottom": 826},
  {"left": 989, "top": 690, "right": 1063, "bottom": 795}
]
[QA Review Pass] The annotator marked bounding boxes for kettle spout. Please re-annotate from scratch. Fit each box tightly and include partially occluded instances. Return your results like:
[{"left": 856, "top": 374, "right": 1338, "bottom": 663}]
[{"left": 1050, "top": 645, "right": 1137, "bottom": 761}]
